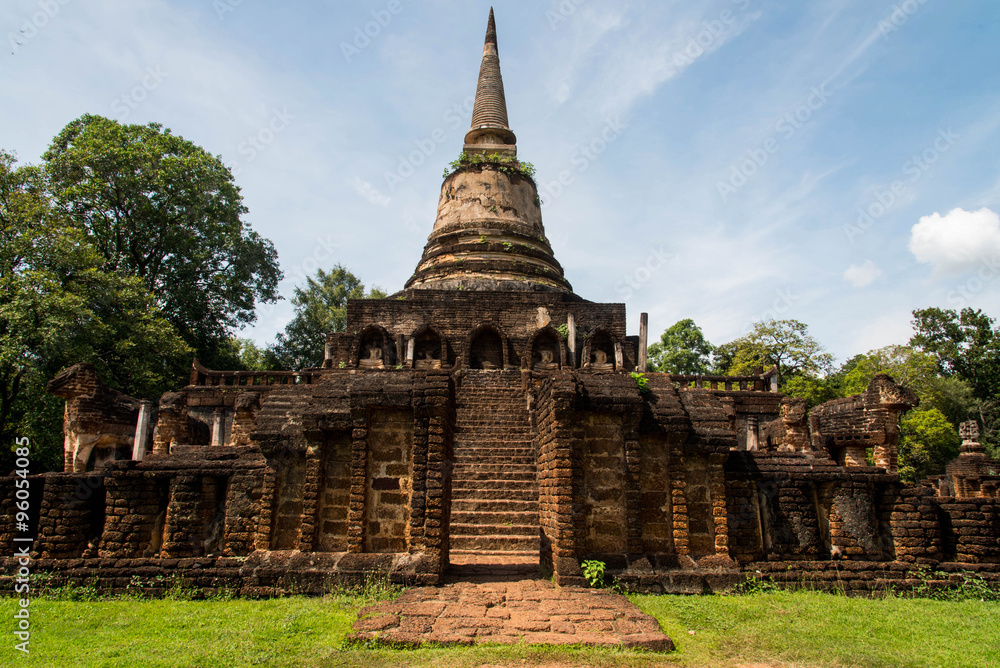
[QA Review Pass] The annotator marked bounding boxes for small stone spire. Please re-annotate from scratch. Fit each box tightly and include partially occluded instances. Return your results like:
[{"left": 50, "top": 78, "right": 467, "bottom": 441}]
[{"left": 465, "top": 8, "right": 517, "bottom": 156}]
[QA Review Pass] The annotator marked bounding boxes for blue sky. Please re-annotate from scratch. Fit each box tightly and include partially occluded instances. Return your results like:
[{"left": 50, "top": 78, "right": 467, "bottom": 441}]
[{"left": 3, "top": 0, "right": 999, "bottom": 366}]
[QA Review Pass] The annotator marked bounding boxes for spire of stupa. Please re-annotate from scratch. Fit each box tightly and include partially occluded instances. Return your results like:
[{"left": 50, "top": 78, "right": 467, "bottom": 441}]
[{"left": 464, "top": 8, "right": 517, "bottom": 157}]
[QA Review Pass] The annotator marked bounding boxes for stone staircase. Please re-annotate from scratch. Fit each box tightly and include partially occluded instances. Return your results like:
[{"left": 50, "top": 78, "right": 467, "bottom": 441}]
[{"left": 449, "top": 370, "right": 539, "bottom": 576}]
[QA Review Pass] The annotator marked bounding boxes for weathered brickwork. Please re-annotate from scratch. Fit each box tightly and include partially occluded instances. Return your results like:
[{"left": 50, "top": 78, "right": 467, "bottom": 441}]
[{"left": 3, "top": 13, "right": 999, "bottom": 600}]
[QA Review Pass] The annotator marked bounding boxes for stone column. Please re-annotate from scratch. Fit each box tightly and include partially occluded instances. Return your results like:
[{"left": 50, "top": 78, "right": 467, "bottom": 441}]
[
  {"left": 638, "top": 313, "right": 648, "bottom": 372},
  {"left": 405, "top": 337, "right": 415, "bottom": 368},
  {"left": 567, "top": 313, "right": 577, "bottom": 368},
  {"left": 746, "top": 416, "right": 759, "bottom": 452},
  {"left": 132, "top": 400, "right": 154, "bottom": 461},
  {"left": 210, "top": 409, "right": 225, "bottom": 447},
  {"left": 323, "top": 338, "right": 334, "bottom": 368}
]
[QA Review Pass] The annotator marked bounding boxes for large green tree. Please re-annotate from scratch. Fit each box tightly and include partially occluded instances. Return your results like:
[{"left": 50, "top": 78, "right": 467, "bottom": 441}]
[
  {"left": 713, "top": 319, "right": 834, "bottom": 386},
  {"left": 0, "top": 151, "right": 188, "bottom": 470},
  {"left": 42, "top": 114, "right": 282, "bottom": 369},
  {"left": 268, "top": 266, "right": 386, "bottom": 371},
  {"left": 647, "top": 319, "right": 714, "bottom": 374},
  {"left": 910, "top": 307, "right": 1000, "bottom": 400},
  {"left": 911, "top": 307, "right": 1000, "bottom": 456},
  {"left": 897, "top": 408, "right": 962, "bottom": 483},
  {"left": 840, "top": 345, "right": 940, "bottom": 398}
]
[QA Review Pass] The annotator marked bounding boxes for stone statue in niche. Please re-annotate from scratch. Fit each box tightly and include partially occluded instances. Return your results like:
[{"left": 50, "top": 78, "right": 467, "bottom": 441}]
[
  {"left": 533, "top": 347, "right": 559, "bottom": 371},
  {"left": 359, "top": 344, "right": 384, "bottom": 368},
  {"left": 415, "top": 348, "right": 442, "bottom": 370},
  {"left": 591, "top": 348, "right": 614, "bottom": 371}
]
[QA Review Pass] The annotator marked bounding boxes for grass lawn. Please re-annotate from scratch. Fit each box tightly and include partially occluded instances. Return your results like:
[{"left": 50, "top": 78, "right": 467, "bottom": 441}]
[{"left": 0, "top": 590, "right": 997, "bottom": 668}]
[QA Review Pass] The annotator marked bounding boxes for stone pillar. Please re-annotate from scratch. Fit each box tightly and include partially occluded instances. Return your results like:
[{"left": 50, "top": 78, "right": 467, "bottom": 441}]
[
  {"left": 405, "top": 337, "right": 415, "bottom": 368},
  {"left": 210, "top": 409, "right": 225, "bottom": 447},
  {"left": 347, "top": 406, "right": 370, "bottom": 552},
  {"left": 638, "top": 313, "right": 648, "bottom": 373},
  {"left": 297, "top": 446, "right": 321, "bottom": 552},
  {"left": 323, "top": 338, "right": 334, "bottom": 368},
  {"left": 132, "top": 400, "right": 154, "bottom": 461},
  {"left": 614, "top": 341, "right": 624, "bottom": 370},
  {"left": 746, "top": 416, "right": 759, "bottom": 452},
  {"left": 567, "top": 313, "right": 576, "bottom": 368}
]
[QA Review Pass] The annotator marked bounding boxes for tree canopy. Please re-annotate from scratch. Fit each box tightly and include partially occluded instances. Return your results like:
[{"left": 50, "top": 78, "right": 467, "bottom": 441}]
[
  {"left": 910, "top": 307, "right": 1000, "bottom": 401},
  {"left": 898, "top": 408, "right": 962, "bottom": 483},
  {"left": 713, "top": 319, "right": 834, "bottom": 385},
  {"left": 647, "top": 319, "right": 714, "bottom": 374},
  {"left": 268, "top": 266, "right": 386, "bottom": 371},
  {"left": 0, "top": 150, "right": 189, "bottom": 470},
  {"left": 910, "top": 307, "right": 1000, "bottom": 457},
  {"left": 42, "top": 114, "right": 282, "bottom": 368}
]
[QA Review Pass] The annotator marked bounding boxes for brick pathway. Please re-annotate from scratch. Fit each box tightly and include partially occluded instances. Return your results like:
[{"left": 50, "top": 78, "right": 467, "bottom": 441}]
[{"left": 347, "top": 579, "right": 674, "bottom": 651}]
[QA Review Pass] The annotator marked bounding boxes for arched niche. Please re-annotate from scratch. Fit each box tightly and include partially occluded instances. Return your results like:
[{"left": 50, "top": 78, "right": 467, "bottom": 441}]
[
  {"left": 412, "top": 325, "right": 447, "bottom": 369},
  {"left": 527, "top": 327, "right": 566, "bottom": 371},
  {"left": 356, "top": 325, "right": 394, "bottom": 369},
  {"left": 581, "top": 327, "right": 617, "bottom": 371},
  {"left": 468, "top": 323, "right": 507, "bottom": 370}
]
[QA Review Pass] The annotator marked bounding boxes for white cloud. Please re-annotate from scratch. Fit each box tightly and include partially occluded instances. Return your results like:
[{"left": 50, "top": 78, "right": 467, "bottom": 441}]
[
  {"left": 843, "top": 260, "right": 881, "bottom": 287},
  {"left": 909, "top": 207, "right": 1000, "bottom": 275},
  {"left": 350, "top": 177, "right": 390, "bottom": 207}
]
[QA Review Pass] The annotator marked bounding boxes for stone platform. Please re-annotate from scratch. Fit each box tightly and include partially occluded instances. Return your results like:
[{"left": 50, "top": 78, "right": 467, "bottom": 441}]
[{"left": 347, "top": 579, "right": 674, "bottom": 650}]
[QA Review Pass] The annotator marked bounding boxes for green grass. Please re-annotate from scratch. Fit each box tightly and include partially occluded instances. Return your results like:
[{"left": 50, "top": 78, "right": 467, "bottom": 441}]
[
  {"left": 634, "top": 590, "right": 1000, "bottom": 668},
  {"left": 0, "top": 590, "right": 997, "bottom": 668}
]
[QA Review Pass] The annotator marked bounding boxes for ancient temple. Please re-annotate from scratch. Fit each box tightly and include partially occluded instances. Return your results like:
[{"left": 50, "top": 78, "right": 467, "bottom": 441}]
[{"left": 1, "top": 10, "right": 997, "bottom": 595}]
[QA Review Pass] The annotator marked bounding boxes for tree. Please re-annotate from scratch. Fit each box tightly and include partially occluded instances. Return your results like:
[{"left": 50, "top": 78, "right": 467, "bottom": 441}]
[
  {"left": 0, "top": 151, "right": 189, "bottom": 470},
  {"left": 714, "top": 319, "right": 834, "bottom": 386},
  {"left": 910, "top": 307, "right": 1000, "bottom": 401},
  {"left": 268, "top": 266, "right": 386, "bottom": 370},
  {"left": 42, "top": 114, "right": 282, "bottom": 369},
  {"left": 911, "top": 307, "right": 1000, "bottom": 455},
  {"left": 841, "top": 345, "right": 940, "bottom": 398},
  {"left": 781, "top": 375, "right": 842, "bottom": 409},
  {"left": 898, "top": 408, "right": 961, "bottom": 483},
  {"left": 647, "top": 319, "right": 714, "bottom": 374}
]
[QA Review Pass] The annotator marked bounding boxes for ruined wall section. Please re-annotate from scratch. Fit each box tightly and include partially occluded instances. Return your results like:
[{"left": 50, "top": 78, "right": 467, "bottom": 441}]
[
  {"left": 342, "top": 293, "right": 632, "bottom": 370},
  {"left": 35, "top": 474, "right": 105, "bottom": 559},
  {"left": 808, "top": 375, "right": 918, "bottom": 470},
  {"left": 533, "top": 371, "right": 581, "bottom": 583},
  {"left": 365, "top": 409, "right": 414, "bottom": 553},
  {"left": 675, "top": 389, "right": 737, "bottom": 563},
  {"left": 936, "top": 497, "right": 1000, "bottom": 563},
  {"left": 570, "top": 374, "right": 643, "bottom": 565},
  {"left": 637, "top": 376, "right": 690, "bottom": 560}
]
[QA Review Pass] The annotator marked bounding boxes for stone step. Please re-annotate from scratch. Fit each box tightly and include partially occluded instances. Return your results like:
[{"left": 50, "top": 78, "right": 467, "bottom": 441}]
[
  {"left": 453, "top": 442, "right": 534, "bottom": 451},
  {"left": 452, "top": 490, "right": 538, "bottom": 513},
  {"left": 450, "top": 534, "right": 540, "bottom": 551},
  {"left": 453, "top": 462, "right": 537, "bottom": 473},
  {"left": 451, "top": 480, "right": 538, "bottom": 499},
  {"left": 454, "top": 430, "right": 530, "bottom": 436},
  {"left": 450, "top": 523, "right": 537, "bottom": 537},
  {"left": 455, "top": 402, "right": 526, "bottom": 407},
  {"left": 449, "top": 549, "right": 538, "bottom": 559},
  {"left": 451, "top": 470, "right": 536, "bottom": 482},
  {"left": 451, "top": 471, "right": 538, "bottom": 484},
  {"left": 454, "top": 421, "right": 531, "bottom": 429},
  {"left": 452, "top": 498, "right": 538, "bottom": 513},
  {"left": 454, "top": 423, "right": 530, "bottom": 430},
  {"left": 452, "top": 455, "right": 536, "bottom": 465},
  {"left": 452, "top": 447, "right": 535, "bottom": 457},
  {"left": 449, "top": 510, "right": 539, "bottom": 525}
]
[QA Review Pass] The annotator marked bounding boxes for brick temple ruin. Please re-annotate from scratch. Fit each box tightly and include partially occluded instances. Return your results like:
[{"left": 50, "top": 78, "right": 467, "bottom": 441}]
[{"left": 3, "top": 10, "right": 998, "bottom": 596}]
